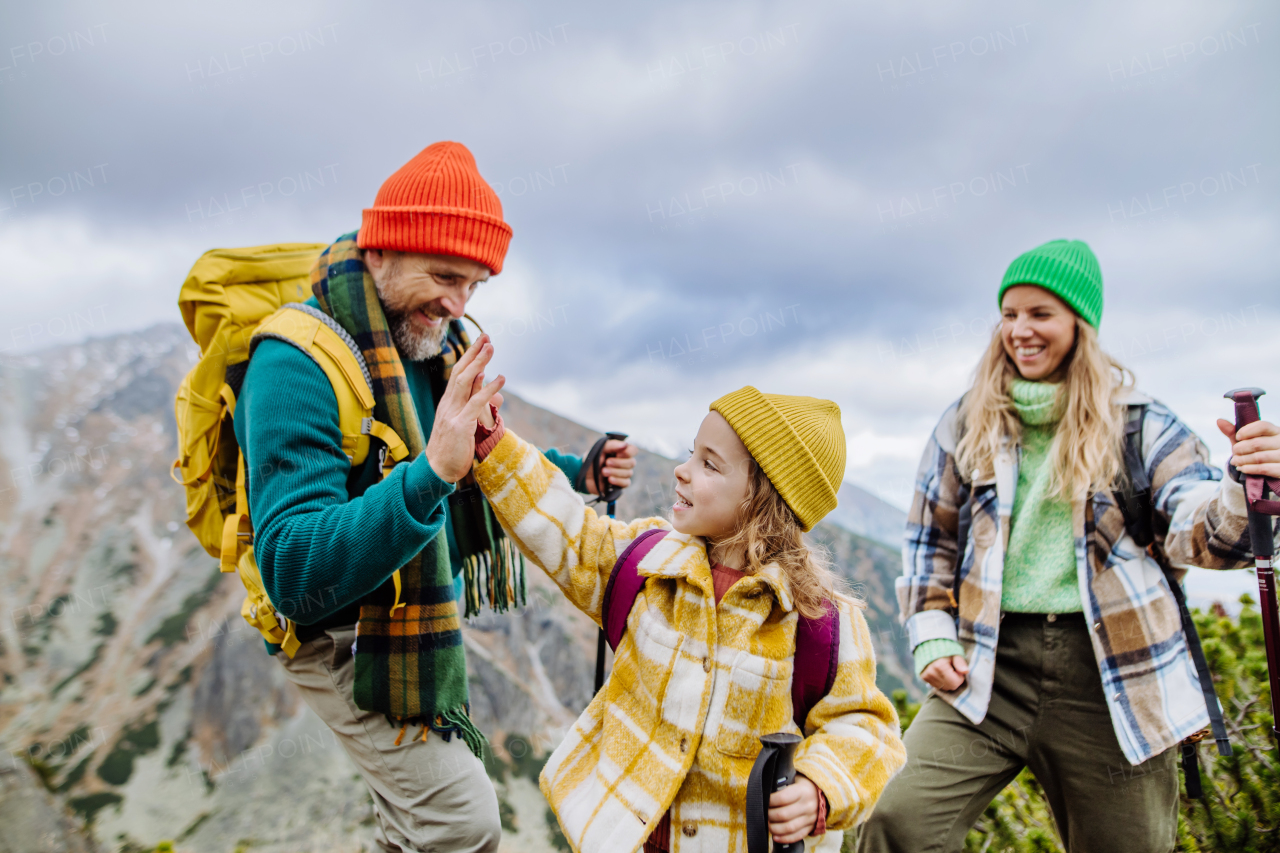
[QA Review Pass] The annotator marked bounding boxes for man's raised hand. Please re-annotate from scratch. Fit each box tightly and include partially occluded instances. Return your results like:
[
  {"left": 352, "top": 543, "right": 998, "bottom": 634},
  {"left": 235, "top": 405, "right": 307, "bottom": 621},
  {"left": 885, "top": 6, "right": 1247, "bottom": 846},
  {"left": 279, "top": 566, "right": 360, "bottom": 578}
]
[{"left": 426, "top": 335, "right": 506, "bottom": 483}]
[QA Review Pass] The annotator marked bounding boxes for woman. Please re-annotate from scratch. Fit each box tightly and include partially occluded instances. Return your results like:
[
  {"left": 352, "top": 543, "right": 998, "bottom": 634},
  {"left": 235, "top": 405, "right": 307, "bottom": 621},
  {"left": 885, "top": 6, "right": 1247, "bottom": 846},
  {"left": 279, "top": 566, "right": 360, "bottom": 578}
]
[{"left": 859, "top": 239, "right": 1280, "bottom": 853}]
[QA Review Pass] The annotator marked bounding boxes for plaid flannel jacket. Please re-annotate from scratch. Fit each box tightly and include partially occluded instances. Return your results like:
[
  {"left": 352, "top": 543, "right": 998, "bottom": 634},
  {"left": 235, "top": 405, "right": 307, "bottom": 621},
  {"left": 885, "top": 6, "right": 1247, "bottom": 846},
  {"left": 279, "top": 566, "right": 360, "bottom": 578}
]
[
  {"left": 898, "top": 389, "right": 1264, "bottom": 765},
  {"left": 475, "top": 429, "right": 906, "bottom": 853}
]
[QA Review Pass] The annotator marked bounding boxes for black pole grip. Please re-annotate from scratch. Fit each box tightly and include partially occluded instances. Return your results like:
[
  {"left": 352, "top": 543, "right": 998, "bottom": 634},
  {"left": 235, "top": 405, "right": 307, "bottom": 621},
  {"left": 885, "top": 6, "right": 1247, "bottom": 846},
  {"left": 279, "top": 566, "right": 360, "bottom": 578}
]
[
  {"left": 747, "top": 733, "right": 804, "bottom": 853},
  {"left": 605, "top": 431, "right": 628, "bottom": 515}
]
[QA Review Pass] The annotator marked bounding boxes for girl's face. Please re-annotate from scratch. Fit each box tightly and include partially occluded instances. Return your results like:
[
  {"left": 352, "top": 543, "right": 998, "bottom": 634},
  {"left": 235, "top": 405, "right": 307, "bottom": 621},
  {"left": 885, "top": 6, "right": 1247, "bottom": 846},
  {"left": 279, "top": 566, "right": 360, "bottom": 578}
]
[
  {"left": 1000, "top": 285, "right": 1078, "bottom": 380},
  {"left": 671, "top": 412, "right": 754, "bottom": 542}
]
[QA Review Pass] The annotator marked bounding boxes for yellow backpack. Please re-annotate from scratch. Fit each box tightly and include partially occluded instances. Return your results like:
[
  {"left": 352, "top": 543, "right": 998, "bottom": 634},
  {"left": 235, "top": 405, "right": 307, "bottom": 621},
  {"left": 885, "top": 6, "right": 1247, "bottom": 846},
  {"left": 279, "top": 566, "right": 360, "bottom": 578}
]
[{"left": 171, "top": 243, "right": 409, "bottom": 656}]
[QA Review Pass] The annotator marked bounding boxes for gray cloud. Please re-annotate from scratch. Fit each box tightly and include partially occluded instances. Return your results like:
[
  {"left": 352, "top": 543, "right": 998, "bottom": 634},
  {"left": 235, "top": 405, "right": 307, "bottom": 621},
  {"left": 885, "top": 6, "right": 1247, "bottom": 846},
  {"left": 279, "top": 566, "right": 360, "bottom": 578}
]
[{"left": 2, "top": 0, "right": 1275, "bottom": 502}]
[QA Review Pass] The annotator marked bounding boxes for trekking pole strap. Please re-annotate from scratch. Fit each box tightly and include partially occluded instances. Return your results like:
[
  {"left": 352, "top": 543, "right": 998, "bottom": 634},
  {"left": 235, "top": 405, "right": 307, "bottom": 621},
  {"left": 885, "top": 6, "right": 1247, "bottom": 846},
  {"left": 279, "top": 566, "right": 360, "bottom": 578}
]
[
  {"left": 575, "top": 431, "right": 629, "bottom": 505},
  {"left": 746, "top": 734, "right": 803, "bottom": 853}
]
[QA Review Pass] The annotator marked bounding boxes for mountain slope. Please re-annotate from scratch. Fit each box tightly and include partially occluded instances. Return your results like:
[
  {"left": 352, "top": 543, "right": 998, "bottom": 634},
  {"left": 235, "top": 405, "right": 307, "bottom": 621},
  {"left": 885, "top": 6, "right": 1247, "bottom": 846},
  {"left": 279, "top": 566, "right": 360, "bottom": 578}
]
[{"left": 0, "top": 323, "right": 917, "bottom": 851}]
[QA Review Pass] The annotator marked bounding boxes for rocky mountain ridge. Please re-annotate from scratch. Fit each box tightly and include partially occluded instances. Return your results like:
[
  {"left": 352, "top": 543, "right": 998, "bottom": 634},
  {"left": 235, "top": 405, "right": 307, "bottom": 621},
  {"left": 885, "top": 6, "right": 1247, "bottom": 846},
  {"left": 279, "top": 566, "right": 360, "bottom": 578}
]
[{"left": 0, "top": 322, "right": 914, "bottom": 852}]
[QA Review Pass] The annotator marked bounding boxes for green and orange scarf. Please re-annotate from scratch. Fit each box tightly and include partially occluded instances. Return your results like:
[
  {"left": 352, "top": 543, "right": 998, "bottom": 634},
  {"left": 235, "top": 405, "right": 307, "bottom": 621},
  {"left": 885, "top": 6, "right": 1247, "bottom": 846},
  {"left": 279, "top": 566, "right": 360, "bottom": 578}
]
[{"left": 309, "top": 231, "right": 523, "bottom": 756}]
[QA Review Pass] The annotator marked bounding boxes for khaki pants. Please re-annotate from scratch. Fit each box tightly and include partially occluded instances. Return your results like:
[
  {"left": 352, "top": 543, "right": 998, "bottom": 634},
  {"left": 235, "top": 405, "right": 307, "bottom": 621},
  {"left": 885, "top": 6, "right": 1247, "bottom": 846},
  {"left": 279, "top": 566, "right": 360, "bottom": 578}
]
[
  {"left": 858, "top": 613, "right": 1178, "bottom": 853},
  {"left": 278, "top": 625, "right": 501, "bottom": 853}
]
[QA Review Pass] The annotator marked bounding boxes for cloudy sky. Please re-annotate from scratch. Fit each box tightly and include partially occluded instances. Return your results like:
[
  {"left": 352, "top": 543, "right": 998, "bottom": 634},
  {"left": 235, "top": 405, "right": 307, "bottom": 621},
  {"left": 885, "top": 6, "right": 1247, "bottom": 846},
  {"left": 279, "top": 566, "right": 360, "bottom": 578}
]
[{"left": 2, "top": 0, "right": 1277, "bottom": 521}]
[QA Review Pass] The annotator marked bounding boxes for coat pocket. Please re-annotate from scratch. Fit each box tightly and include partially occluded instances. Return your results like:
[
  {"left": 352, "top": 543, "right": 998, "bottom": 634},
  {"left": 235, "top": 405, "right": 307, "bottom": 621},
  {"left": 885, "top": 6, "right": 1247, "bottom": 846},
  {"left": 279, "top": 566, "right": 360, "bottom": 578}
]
[
  {"left": 605, "top": 607, "right": 684, "bottom": 743},
  {"left": 715, "top": 651, "right": 793, "bottom": 758}
]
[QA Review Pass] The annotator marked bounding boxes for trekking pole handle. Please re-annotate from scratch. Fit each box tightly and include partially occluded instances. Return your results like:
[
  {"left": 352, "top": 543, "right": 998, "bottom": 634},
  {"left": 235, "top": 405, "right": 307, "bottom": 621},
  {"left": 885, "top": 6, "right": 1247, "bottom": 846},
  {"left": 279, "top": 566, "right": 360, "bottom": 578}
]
[
  {"left": 1227, "top": 387, "right": 1266, "bottom": 429},
  {"left": 603, "top": 432, "right": 629, "bottom": 516},
  {"left": 760, "top": 733, "right": 804, "bottom": 853},
  {"left": 1226, "top": 388, "right": 1275, "bottom": 559}
]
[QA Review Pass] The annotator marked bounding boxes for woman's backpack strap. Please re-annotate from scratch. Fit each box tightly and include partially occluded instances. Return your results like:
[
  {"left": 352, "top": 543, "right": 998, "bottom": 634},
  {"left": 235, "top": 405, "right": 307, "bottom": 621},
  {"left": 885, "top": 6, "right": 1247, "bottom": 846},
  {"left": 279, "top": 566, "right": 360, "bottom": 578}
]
[
  {"left": 793, "top": 601, "right": 840, "bottom": 731},
  {"left": 1115, "top": 402, "right": 1232, "bottom": 791},
  {"left": 602, "top": 529, "right": 668, "bottom": 650}
]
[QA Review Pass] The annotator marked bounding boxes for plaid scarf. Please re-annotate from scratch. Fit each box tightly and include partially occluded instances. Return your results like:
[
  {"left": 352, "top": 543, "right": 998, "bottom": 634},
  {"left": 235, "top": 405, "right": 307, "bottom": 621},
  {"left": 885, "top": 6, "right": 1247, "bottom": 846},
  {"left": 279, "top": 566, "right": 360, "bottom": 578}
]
[{"left": 309, "top": 231, "right": 522, "bottom": 756}]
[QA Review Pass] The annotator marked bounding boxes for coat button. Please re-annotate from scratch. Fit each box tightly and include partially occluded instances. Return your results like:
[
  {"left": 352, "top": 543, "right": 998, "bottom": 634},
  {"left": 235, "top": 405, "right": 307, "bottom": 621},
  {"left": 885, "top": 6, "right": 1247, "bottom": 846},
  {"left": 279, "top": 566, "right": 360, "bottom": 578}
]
[
  {"left": 1046, "top": 613, "right": 1057, "bottom": 622},
  {"left": 1093, "top": 621, "right": 1102, "bottom": 632},
  {"left": 682, "top": 822, "right": 698, "bottom": 837},
  {"left": 680, "top": 737, "right": 689, "bottom": 753},
  {"left": 703, "top": 656, "right": 712, "bottom": 673}
]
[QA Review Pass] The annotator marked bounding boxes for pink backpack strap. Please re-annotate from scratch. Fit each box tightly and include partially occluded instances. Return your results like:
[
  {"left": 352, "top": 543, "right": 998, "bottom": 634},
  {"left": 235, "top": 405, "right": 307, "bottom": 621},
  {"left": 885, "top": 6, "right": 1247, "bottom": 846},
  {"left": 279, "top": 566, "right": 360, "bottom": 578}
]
[
  {"left": 792, "top": 601, "right": 839, "bottom": 731},
  {"left": 602, "top": 529, "right": 668, "bottom": 650}
]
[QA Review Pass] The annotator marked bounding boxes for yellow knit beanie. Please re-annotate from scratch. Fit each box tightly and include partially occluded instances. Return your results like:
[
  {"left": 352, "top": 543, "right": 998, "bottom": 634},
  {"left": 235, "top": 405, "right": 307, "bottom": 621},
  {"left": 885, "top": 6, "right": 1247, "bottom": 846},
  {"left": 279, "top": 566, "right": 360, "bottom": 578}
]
[{"left": 709, "top": 387, "right": 846, "bottom": 532}]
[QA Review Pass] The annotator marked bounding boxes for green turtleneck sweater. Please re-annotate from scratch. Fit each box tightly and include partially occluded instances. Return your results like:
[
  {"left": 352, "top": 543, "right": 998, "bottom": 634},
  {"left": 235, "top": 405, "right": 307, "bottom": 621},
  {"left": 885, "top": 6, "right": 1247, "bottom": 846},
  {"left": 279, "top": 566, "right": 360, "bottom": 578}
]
[
  {"left": 1002, "top": 379, "right": 1080, "bottom": 613},
  {"left": 913, "top": 379, "right": 1080, "bottom": 675}
]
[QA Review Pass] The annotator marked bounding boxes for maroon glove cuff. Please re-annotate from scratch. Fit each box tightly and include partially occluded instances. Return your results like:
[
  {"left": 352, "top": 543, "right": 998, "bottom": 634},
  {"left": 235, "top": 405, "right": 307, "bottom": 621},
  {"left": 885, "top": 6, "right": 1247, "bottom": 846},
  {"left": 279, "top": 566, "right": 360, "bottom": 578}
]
[{"left": 474, "top": 407, "right": 505, "bottom": 461}]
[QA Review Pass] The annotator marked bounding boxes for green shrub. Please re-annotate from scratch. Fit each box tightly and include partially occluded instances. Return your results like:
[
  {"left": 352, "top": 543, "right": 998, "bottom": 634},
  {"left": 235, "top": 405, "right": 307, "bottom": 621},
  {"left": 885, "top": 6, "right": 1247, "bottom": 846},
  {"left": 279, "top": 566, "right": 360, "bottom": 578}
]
[
  {"left": 68, "top": 791, "right": 122, "bottom": 825},
  {"left": 97, "top": 719, "right": 161, "bottom": 786}
]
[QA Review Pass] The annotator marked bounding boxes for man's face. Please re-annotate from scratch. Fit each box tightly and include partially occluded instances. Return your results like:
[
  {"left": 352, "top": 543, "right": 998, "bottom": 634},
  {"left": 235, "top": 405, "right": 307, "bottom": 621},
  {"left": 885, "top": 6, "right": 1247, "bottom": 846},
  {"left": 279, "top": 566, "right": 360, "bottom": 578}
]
[{"left": 366, "top": 250, "right": 491, "bottom": 360}]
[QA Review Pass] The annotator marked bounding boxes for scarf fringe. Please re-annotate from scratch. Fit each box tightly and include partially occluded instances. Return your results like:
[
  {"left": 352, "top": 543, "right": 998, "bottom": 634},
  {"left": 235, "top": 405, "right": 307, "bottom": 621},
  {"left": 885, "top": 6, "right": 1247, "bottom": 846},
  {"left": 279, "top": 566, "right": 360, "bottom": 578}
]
[
  {"left": 462, "top": 538, "right": 527, "bottom": 618},
  {"left": 385, "top": 709, "right": 487, "bottom": 759},
  {"left": 433, "top": 706, "right": 487, "bottom": 759}
]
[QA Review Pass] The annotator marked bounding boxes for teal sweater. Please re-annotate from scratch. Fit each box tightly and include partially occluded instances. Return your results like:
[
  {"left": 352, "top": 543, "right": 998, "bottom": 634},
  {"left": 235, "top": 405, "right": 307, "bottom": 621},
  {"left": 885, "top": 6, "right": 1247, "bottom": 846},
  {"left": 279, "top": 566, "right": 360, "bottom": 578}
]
[
  {"left": 233, "top": 313, "right": 582, "bottom": 630},
  {"left": 913, "top": 380, "right": 1079, "bottom": 675}
]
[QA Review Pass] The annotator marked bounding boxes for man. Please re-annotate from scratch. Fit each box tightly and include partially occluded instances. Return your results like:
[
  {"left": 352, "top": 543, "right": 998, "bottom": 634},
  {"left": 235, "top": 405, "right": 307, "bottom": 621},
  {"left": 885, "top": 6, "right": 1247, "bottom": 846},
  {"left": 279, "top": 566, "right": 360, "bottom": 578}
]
[{"left": 233, "top": 141, "right": 637, "bottom": 853}]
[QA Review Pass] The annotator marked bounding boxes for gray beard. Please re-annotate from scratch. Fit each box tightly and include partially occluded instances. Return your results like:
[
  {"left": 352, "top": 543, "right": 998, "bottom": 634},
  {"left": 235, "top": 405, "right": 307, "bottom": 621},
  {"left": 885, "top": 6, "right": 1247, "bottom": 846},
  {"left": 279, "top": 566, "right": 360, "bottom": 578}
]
[{"left": 385, "top": 307, "right": 449, "bottom": 361}]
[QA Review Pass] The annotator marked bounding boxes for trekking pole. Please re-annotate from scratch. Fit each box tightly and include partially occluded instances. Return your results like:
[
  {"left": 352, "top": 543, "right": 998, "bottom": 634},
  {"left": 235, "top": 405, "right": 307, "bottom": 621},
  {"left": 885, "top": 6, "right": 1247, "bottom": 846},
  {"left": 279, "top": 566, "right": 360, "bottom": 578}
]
[
  {"left": 746, "top": 733, "right": 805, "bottom": 853},
  {"left": 584, "top": 432, "right": 629, "bottom": 694},
  {"left": 1226, "top": 387, "right": 1280, "bottom": 740}
]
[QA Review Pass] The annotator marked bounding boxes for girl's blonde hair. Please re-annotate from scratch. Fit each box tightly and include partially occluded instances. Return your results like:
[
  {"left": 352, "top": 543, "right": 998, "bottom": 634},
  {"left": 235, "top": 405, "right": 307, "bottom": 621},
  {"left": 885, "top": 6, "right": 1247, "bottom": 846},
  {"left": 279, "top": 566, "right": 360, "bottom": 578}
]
[
  {"left": 707, "top": 461, "right": 844, "bottom": 619},
  {"left": 955, "top": 316, "right": 1133, "bottom": 500}
]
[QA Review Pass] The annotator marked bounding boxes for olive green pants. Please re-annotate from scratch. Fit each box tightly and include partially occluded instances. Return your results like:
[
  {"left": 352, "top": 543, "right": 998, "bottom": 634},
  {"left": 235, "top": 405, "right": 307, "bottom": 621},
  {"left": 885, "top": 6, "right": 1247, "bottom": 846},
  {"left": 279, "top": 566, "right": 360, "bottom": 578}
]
[{"left": 859, "top": 612, "right": 1178, "bottom": 853}]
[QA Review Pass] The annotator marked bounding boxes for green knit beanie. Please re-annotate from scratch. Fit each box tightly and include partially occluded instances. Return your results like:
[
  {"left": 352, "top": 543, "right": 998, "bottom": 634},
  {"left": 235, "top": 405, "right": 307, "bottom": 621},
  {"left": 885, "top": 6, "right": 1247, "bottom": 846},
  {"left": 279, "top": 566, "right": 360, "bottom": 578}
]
[{"left": 998, "top": 239, "right": 1103, "bottom": 327}]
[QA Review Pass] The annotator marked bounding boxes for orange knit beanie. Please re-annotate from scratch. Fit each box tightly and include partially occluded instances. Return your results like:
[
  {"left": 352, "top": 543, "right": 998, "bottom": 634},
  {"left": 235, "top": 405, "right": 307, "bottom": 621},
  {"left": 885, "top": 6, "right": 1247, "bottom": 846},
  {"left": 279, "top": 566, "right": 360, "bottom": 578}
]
[{"left": 357, "top": 141, "right": 513, "bottom": 274}]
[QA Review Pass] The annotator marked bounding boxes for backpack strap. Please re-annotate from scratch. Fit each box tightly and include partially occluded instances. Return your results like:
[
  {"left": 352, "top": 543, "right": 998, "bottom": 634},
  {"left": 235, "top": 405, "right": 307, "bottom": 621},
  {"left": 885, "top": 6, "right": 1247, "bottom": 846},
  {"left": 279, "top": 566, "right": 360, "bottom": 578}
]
[
  {"left": 602, "top": 529, "right": 668, "bottom": 650},
  {"left": 792, "top": 601, "right": 840, "bottom": 732},
  {"left": 951, "top": 486, "right": 972, "bottom": 613},
  {"left": 252, "top": 303, "right": 393, "bottom": 468},
  {"left": 1116, "top": 405, "right": 1155, "bottom": 547},
  {"left": 1115, "top": 403, "right": 1231, "bottom": 796},
  {"left": 219, "top": 451, "right": 251, "bottom": 574},
  {"left": 248, "top": 305, "right": 413, "bottom": 623}
]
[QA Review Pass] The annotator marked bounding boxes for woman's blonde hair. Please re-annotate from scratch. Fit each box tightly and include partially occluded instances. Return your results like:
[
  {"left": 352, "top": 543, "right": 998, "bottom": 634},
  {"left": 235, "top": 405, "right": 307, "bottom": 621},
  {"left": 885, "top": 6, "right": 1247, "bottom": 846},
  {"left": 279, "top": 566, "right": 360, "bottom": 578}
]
[
  {"left": 706, "top": 461, "right": 844, "bottom": 619},
  {"left": 955, "top": 316, "right": 1134, "bottom": 500}
]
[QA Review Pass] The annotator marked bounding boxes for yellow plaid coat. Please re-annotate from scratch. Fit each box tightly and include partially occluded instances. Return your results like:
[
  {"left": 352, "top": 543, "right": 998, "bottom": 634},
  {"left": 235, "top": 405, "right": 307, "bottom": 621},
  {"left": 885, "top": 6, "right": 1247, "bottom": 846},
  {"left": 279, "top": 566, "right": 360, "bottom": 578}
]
[{"left": 475, "top": 430, "right": 906, "bottom": 853}]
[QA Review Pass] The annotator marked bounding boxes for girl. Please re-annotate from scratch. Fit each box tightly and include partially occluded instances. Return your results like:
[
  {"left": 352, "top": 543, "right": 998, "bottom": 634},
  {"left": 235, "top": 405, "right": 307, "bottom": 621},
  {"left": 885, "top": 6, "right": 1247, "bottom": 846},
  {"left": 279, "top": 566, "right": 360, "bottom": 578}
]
[
  {"left": 859, "top": 239, "right": 1280, "bottom": 853},
  {"left": 427, "top": 357, "right": 907, "bottom": 852}
]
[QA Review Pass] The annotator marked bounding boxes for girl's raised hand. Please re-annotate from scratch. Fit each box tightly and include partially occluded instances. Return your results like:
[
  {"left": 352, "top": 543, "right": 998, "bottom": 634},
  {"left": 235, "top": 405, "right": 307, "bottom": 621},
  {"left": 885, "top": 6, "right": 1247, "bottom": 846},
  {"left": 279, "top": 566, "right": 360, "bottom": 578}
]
[
  {"left": 768, "top": 774, "right": 821, "bottom": 844},
  {"left": 426, "top": 334, "right": 506, "bottom": 483}
]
